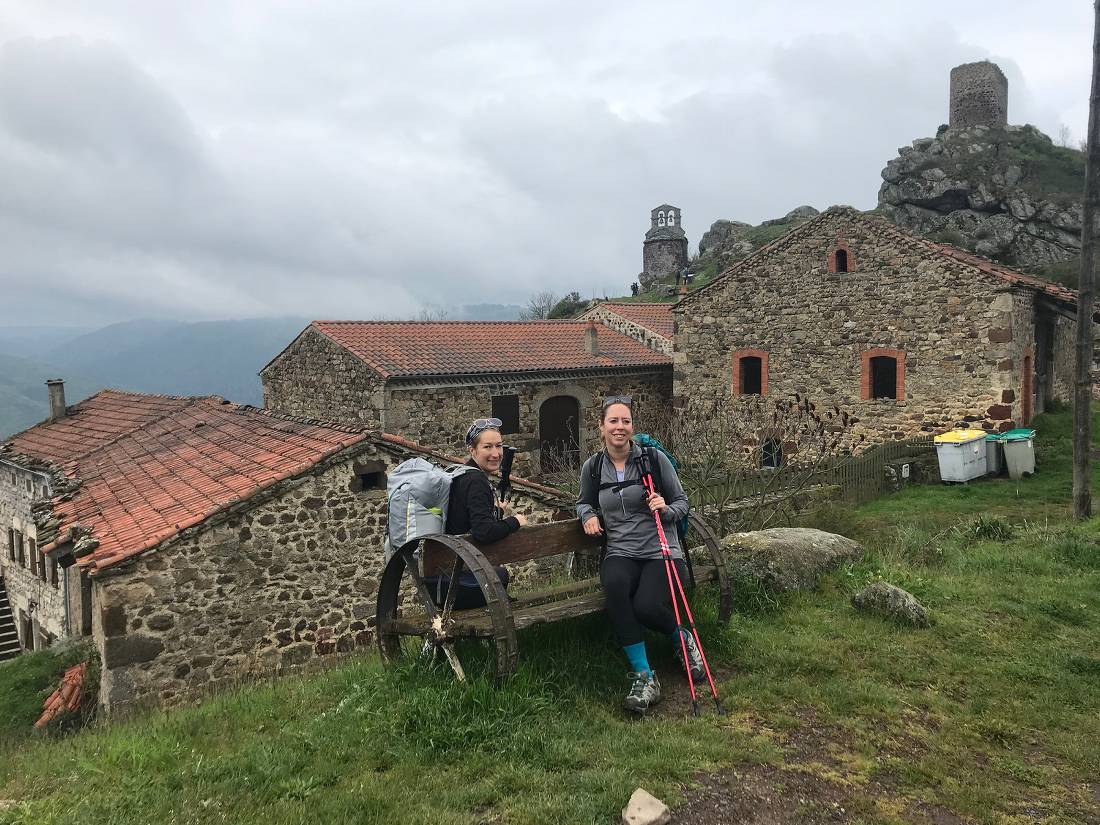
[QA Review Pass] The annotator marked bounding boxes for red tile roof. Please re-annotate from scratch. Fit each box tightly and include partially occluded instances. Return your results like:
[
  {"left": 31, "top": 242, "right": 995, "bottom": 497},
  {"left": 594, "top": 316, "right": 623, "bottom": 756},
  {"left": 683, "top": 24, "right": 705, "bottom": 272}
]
[
  {"left": 6, "top": 390, "right": 195, "bottom": 466},
  {"left": 38, "top": 396, "right": 369, "bottom": 574},
  {"left": 310, "top": 321, "right": 671, "bottom": 379},
  {"left": 596, "top": 303, "right": 675, "bottom": 339}
]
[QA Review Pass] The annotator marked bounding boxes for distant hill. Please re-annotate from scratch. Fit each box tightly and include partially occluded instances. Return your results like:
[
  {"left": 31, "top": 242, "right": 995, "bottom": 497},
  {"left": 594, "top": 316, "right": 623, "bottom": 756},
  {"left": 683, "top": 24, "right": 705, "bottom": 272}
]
[
  {"left": 0, "top": 325, "right": 96, "bottom": 359},
  {"left": 0, "top": 352, "right": 100, "bottom": 439}
]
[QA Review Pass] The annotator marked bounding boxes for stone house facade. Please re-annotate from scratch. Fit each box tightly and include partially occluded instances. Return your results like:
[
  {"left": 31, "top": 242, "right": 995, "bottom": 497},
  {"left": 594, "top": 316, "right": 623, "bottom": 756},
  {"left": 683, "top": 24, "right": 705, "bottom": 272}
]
[
  {"left": 674, "top": 207, "right": 1082, "bottom": 453},
  {"left": 3, "top": 389, "right": 564, "bottom": 712},
  {"left": 577, "top": 302, "right": 674, "bottom": 355},
  {"left": 262, "top": 321, "right": 672, "bottom": 476}
]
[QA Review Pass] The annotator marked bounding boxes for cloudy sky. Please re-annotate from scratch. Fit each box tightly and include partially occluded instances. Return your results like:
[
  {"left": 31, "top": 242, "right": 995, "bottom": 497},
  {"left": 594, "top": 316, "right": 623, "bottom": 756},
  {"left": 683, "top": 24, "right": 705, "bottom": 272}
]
[{"left": 0, "top": 2, "right": 1093, "bottom": 326}]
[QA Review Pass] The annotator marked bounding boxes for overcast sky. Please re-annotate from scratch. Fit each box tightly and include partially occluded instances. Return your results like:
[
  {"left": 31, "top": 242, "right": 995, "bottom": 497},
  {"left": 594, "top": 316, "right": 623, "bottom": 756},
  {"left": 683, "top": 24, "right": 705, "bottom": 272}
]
[{"left": 0, "top": 1, "right": 1093, "bottom": 326}]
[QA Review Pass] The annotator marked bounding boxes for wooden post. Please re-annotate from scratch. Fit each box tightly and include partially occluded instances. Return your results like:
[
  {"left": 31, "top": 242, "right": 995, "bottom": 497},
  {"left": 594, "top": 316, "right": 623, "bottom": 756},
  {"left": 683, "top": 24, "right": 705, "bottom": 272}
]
[{"left": 1074, "top": 0, "right": 1100, "bottom": 520}]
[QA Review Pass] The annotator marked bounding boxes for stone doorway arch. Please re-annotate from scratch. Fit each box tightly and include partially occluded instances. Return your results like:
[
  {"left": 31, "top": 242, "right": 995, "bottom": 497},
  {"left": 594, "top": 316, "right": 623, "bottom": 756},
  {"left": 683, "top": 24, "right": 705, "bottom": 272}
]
[{"left": 539, "top": 395, "right": 580, "bottom": 474}]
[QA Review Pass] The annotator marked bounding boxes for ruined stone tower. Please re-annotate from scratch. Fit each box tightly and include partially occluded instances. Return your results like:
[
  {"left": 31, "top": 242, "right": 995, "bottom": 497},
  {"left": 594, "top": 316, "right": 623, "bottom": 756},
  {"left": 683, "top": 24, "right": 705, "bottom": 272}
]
[
  {"left": 640, "top": 204, "right": 688, "bottom": 291},
  {"left": 949, "top": 61, "right": 1008, "bottom": 129}
]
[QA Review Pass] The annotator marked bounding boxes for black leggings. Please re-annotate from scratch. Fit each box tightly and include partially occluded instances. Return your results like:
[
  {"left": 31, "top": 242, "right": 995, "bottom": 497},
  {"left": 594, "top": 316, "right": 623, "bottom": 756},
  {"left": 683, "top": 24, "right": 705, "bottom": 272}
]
[{"left": 601, "top": 555, "right": 688, "bottom": 647}]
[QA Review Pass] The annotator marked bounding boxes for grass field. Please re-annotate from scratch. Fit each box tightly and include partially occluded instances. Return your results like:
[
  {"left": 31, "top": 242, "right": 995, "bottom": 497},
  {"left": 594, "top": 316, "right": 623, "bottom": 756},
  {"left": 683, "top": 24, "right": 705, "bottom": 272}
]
[{"left": 1, "top": 408, "right": 1098, "bottom": 823}]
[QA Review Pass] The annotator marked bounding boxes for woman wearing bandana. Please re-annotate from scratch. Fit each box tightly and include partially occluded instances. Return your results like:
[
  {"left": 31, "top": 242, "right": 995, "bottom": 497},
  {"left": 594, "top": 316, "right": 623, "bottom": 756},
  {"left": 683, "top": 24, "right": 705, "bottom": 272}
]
[{"left": 436, "top": 417, "right": 526, "bottom": 609}]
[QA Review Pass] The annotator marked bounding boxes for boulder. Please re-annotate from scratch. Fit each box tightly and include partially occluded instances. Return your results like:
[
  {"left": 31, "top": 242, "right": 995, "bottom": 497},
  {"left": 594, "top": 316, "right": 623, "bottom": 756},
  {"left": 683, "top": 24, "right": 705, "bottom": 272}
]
[
  {"left": 852, "top": 581, "right": 931, "bottom": 627},
  {"left": 622, "top": 788, "right": 670, "bottom": 825},
  {"left": 721, "top": 528, "right": 864, "bottom": 593}
]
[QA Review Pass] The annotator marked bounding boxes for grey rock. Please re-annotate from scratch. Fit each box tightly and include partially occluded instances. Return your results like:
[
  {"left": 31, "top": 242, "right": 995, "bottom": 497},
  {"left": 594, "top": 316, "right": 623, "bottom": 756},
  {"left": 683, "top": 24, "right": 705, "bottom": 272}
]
[
  {"left": 622, "top": 788, "right": 670, "bottom": 825},
  {"left": 852, "top": 581, "right": 931, "bottom": 627},
  {"left": 721, "top": 528, "right": 864, "bottom": 593}
]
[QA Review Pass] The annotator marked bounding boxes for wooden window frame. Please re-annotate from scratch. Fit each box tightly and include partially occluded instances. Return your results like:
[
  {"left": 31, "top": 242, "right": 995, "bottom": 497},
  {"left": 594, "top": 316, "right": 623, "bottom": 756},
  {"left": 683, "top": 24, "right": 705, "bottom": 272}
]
[
  {"left": 731, "top": 348, "right": 769, "bottom": 397},
  {"left": 861, "top": 348, "right": 906, "bottom": 401}
]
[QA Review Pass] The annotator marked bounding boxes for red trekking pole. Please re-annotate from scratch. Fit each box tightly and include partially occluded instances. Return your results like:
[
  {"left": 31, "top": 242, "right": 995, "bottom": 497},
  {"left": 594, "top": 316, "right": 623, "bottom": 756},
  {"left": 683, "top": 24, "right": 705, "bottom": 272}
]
[{"left": 640, "top": 463, "right": 724, "bottom": 717}]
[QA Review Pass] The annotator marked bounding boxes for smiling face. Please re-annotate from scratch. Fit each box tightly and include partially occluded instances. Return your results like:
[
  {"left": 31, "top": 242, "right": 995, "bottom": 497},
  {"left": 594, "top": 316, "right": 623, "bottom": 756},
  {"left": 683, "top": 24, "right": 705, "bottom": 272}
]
[
  {"left": 599, "top": 402, "right": 634, "bottom": 451},
  {"left": 469, "top": 428, "right": 504, "bottom": 473}
]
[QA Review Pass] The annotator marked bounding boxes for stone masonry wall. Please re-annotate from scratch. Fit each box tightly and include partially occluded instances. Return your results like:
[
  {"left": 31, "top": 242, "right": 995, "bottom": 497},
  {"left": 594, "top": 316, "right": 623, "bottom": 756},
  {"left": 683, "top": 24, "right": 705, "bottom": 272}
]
[
  {"left": 91, "top": 442, "right": 565, "bottom": 712},
  {"left": 642, "top": 238, "right": 689, "bottom": 291},
  {"left": 262, "top": 327, "right": 386, "bottom": 428},
  {"left": 674, "top": 209, "right": 1048, "bottom": 450},
  {"left": 949, "top": 61, "right": 1007, "bottom": 129},
  {"left": 579, "top": 306, "right": 673, "bottom": 355},
  {"left": 384, "top": 371, "right": 672, "bottom": 477},
  {"left": 0, "top": 460, "right": 66, "bottom": 646}
]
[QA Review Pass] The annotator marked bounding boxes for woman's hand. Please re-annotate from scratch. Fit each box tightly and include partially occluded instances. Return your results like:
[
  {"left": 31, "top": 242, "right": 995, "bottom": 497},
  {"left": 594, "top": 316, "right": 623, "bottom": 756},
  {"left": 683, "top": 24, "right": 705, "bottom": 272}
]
[
  {"left": 498, "top": 499, "right": 515, "bottom": 517},
  {"left": 645, "top": 491, "right": 667, "bottom": 513},
  {"left": 582, "top": 516, "right": 603, "bottom": 536},
  {"left": 513, "top": 513, "right": 528, "bottom": 527}
]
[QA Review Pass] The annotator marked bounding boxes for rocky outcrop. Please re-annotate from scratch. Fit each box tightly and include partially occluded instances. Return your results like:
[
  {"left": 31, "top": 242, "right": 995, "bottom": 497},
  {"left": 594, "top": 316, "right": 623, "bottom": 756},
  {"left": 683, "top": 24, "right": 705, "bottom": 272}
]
[
  {"left": 852, "top": 581, "right": 931, "bottom": 628},
  {"left": 878, "top": 124, "right": 1085, "bottom": 270},
  {"left": 694, "top": 206, "right": 819, "bottom": 276},
  {"left": 720, "top": 528, "right": 863, "bottom": 593}
]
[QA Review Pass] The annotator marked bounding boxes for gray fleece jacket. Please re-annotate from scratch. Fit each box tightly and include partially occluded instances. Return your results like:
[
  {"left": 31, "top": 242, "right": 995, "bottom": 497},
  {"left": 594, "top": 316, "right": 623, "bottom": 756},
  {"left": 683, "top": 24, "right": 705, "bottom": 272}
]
[{"left": 576, "top": 443, "right": 689, "bottom": 560}]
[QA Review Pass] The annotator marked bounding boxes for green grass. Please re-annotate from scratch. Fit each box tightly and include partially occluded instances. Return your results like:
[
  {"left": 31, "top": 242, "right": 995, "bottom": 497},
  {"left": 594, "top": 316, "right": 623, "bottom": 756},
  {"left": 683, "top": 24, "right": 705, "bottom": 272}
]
[
  {"left": 0, "top": 640, "right": 93, "bottom": 743},
  {"left": 1, "top": 408, "right": 1099, "bottom": 822}
]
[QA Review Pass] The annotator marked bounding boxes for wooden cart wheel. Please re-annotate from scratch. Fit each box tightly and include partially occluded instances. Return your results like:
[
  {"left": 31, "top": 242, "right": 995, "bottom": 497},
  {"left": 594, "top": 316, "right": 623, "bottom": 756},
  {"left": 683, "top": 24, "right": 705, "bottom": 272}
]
[
  {"left": 684, "top": 511, "right": 733, "bottom": 623},
  {"left": 375, "top": 534, "right": 518, "bottom": 681}
]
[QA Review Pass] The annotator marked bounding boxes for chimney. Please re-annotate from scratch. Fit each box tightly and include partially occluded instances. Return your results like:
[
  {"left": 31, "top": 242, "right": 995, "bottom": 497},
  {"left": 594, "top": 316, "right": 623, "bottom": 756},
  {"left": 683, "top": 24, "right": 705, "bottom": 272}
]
[
  {"left": 46, "top": 379, "right": 66, "bottom": 422},
  {"left": 584, "top": 319, "right": 599, "bottom": 356}
]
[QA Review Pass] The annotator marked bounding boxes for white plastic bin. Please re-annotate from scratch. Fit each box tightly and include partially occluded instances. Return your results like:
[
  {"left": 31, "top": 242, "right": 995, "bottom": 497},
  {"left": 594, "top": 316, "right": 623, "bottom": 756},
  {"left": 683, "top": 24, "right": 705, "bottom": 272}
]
[
  {"left": 1001, "top": 429, "right": 1036, "bottom": 480},
  {"left": 934, "top": 429, "right": 988, "bottom": 482}
]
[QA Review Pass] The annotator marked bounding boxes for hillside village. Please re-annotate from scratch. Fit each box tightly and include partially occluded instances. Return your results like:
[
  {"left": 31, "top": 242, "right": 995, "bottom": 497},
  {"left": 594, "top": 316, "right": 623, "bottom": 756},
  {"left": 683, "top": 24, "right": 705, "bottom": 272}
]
[{"left": 0, "top": 58, "right": 1090, "bottom": 701}]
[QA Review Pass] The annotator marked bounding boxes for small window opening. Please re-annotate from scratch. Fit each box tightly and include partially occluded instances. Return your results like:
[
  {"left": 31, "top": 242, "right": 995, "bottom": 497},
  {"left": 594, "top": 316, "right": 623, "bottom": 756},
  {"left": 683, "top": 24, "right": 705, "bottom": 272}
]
[
  {"left": 835, "top": 249, "right": 848, "bottom": 273},
  {"left": 491, "top": 394, "right": 520, "bottom": 435},
  {"left": 870, "top": 356, "right": 898, "bottom": 399},
  {"left": 7, "top": 528, "right": 14, "bottom": 562},
  {"left": 16, "top": 531, "right": 25, "bottom": 567},
  {"left": 50, "top": 557, "right": 59, "bottom": 588},
  {"left": 740, "top": 356, "right": 763, "bottom": 395},
  {"left": 359, "top": 471, "right": 386, "bottom": 490},
  {"left": 762, "top": 439, "right": 783, "bottom": 469}
]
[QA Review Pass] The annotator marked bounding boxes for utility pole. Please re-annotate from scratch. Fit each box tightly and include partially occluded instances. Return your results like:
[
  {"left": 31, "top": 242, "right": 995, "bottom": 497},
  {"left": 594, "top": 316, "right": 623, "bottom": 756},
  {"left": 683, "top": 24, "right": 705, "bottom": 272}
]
[{"left": 1073, "top": 0, "right": 1100, "bottom": 519}]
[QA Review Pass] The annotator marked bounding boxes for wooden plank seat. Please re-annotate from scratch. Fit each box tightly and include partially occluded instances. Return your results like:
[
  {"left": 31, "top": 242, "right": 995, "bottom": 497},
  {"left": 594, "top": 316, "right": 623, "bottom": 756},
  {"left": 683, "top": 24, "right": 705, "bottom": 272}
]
[{"left": 375, "top": 511, "right": 731, "bottom": 681}]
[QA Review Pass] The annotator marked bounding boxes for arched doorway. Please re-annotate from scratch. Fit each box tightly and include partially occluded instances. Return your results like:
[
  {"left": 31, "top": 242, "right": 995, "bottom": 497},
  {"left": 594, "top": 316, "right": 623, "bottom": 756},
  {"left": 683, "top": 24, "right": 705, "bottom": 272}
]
[{"left": 539, "top": 395, "right": 580, "bottom": 473}]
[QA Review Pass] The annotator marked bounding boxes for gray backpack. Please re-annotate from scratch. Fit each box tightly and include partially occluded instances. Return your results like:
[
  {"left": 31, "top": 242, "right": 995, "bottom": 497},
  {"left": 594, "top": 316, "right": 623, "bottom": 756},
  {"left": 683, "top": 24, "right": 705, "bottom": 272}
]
[{"left": 384, "top": 458, "right": 476, "bottom": 562}]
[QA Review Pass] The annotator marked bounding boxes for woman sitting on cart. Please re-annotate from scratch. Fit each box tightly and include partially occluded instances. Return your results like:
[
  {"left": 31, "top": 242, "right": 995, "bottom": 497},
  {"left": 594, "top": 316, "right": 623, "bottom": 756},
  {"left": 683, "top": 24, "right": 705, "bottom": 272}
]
[
  {"left": 576, "top": 396, "right": 702, "bottom": 713},
  {"left": 434, "top": 417, "right": 526, "bottom": 610}
]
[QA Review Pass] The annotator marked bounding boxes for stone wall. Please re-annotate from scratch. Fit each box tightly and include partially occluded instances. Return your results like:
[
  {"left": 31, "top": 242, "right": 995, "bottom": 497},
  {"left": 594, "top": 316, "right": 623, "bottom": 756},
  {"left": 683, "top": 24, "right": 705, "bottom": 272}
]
[
  {"left": 579, "top": 306, "right": 672, "bottom": 355},
  {"left": 385, "top": 370, "right": 672, "bottom": 477},
  {"left": 641, "top": 238, "right": 689, "bottom": 291},
  {"left": 261, "top": 327, "right": 386, "bottom": 428},
  {"left": 949, "top": 61, "right": 1007, "bottom": 129},
  {"left": 674, "top": 209, "right": 1065, "bottom": 450},
  {"left": 90, "top": 441, "right": 565, "bottom": 712},
  {"left": 0, "top": 459, "right": 66, "bottom": 646}
]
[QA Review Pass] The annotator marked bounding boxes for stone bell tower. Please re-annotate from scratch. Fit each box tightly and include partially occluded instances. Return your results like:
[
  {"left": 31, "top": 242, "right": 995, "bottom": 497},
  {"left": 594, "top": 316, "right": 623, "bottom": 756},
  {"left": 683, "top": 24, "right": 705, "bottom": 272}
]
[{"left": 640, "top": 204, "right": 689, "bottom": 291}]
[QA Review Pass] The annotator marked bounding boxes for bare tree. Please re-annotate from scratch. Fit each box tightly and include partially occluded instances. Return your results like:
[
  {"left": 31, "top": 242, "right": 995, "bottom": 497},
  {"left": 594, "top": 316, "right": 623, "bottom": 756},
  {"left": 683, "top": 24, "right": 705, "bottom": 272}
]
[
  {"left": 519, "top": 291, "right": 557, "bottom": 321},
  {"left": 1073, "top": 0, "right": 1100, "bottom": 520},
  {"left": 1059, "top": 123, "right": 1074, "bottom": 148},
  {"left": 416, "top": 306, "right": 450, "bottom": 321}
]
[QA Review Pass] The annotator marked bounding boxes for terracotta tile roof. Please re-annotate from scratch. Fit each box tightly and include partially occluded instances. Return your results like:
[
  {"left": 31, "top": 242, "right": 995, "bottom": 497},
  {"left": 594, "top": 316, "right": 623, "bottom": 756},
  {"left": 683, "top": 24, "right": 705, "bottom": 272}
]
[
  {"left": 5, "top": 390, "right": 196, "bottom": 466},
  {"left": 311, "top": 321, "right": 670, "bottom": 379},
  {"left": 42, "top": 398, "right": 369, "bottom": 574},
  {"left": 35, "top": 661, "right": 87, "bottom": 729},
  {"left": 595, "top": 303, "right": 675, "bottom": 339},
  {"left": 679, "top": 206, "right": 1093, "bottom": 313}
]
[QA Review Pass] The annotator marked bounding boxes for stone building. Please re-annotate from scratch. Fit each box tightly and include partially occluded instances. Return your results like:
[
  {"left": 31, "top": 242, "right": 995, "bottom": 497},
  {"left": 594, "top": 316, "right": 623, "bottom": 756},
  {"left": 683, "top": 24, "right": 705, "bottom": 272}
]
[
  {"left": 640, "top": 204, "right": 689, "bottom": 291},
  {"left": 1, "top": 388, "right": 563, "bottom": 711},
  {"left": 674, "top": 206, "right": 1081, "bottom": 452},
  {"left": 949, "top": 61, "right": 1008, "bottom": 129},
  {"left": 262, "top": 321, "right": 672, "bottom": 475},
  {"left": 577, "top": 302, "right": 674, "bottom": 355}
]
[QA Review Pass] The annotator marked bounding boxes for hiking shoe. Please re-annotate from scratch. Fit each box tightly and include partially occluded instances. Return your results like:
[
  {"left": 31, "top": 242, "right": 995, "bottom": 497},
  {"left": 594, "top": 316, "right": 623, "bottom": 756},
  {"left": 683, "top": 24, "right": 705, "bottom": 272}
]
[
  {"left": 623, "top": 671, "right": 662, "bottom": 714},
  {"left": 674, "top": 629, "right": 705, "bottom": 683}
]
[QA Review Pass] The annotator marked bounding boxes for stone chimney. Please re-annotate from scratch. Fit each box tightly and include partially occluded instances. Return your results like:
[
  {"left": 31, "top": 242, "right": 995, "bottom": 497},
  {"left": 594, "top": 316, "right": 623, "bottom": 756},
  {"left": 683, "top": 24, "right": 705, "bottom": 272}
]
[
  {"left": 46, "top": 379, "right": 66, "bottom": 422},
  {"left": 584, "top": 319, "right": 599, "bottom": 356}
]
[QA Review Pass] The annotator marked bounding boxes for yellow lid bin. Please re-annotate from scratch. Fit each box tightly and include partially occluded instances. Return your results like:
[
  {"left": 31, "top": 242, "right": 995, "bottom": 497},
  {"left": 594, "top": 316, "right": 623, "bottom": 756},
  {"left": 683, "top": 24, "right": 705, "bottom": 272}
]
[{"left": 933, "top": 429, "right": 988, "bottom": 482}]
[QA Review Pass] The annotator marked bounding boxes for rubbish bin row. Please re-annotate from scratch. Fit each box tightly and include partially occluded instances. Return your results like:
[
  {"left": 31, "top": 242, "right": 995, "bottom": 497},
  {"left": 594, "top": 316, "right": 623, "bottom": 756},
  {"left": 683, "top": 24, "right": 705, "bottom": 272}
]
[{"left": 933, "top": 428, "right": 1035, "bottom": 482}]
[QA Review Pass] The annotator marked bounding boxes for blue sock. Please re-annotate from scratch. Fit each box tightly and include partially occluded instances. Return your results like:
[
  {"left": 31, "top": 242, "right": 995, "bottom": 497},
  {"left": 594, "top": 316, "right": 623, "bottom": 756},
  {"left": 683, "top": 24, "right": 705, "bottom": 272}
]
[{"left": 623, "top": 642, "right": 651, "bottom": 676}]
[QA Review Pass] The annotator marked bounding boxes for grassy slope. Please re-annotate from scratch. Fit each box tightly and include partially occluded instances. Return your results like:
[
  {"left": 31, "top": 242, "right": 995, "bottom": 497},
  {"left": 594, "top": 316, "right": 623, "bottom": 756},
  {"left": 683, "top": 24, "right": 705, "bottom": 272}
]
[{"left": 1, "top": 409, "right": 1098, "bottom": 823}]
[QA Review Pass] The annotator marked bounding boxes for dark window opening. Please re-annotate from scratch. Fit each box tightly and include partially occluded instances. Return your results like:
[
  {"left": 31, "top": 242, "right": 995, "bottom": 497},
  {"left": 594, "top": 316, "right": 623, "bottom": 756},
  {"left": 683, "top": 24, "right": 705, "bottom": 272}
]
[
  {"left": 835, "top": 249, "right": 848, "bottom": 273},
  {"left": 491, "top": 394, "right": 520, "bottom": 435},
  {"left": 359, "top": 471, "right": 386, "bottom": 490},
  {"left": 740, "top": 356, "right": 763, "bottom": 395},
  {"left": 50, "top": 558, "right": 59, "bottom": 588},
  {"left": 762, "top": 439, "right": 783, "bottom": 469},
  {"left": 7, "top": 528, "right": 13, "bottom": 562},
  {"left": 15, "top": 531, "right": 24, "bottom": 567},
  {"left": 870, "top": 356, "right": 898, "bottom": 399}
]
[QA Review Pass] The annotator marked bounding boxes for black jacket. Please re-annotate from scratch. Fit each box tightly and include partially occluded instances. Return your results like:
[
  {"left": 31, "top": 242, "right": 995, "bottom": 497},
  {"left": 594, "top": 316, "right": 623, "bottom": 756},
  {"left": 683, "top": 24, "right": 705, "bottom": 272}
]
[{"left": 445, "top": 460, "right": 520, "bottom": 543}]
